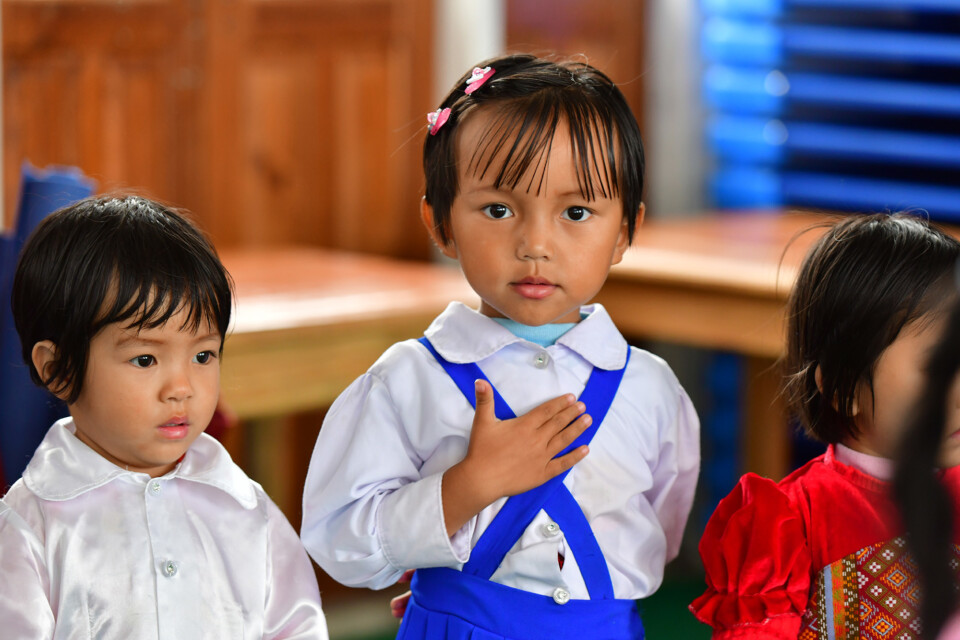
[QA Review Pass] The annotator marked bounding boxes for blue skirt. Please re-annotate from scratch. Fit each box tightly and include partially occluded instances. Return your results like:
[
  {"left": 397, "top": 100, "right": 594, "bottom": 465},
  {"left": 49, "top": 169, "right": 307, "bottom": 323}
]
[{"left": 396, "top": 568, "right": 644, "bottom": 640}]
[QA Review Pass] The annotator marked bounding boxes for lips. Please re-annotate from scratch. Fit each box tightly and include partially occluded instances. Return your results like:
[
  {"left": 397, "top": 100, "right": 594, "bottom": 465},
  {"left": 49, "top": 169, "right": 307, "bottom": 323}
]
[
  {"left": 158, "top": 418, "right": 190, "bottom": 440},
  {"left": 511, "top": 276, "right": 557, "bottom": 300}
]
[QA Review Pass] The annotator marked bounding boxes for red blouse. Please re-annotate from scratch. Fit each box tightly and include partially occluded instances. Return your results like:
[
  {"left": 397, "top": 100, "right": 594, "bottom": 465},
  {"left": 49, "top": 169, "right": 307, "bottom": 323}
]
[{"left": 689, "top": 446, "right": 960, "bottom": 639}]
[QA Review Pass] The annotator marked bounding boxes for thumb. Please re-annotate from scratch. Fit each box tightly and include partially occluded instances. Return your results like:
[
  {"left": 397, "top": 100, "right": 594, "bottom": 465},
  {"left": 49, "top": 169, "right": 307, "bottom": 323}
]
[{"left": 474, "top": 379, "right": 494, "bottom": 419}]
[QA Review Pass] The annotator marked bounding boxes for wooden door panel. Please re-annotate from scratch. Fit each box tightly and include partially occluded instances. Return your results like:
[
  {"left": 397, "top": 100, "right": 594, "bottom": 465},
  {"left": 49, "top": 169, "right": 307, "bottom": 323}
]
[
  {"left": 4, "top": 0, "right": 433, "bottom": 259},
  {"left": 238, "top": 53, "right": 324, "bottom": 246},
  {"left": 507, "top": 0, "right": 646, "bottom": 127},
  {"left": 98, "top": 57, "right": 180, "bottom": 199},
  {"left": 3, "top": 1, "right": 193, "bottom": 222},
  {"left": 199, "top": 0, "right": 431, "bottom": 257},
  {"left": 3, "top": 58, "right": 86, "bottom": 200}
]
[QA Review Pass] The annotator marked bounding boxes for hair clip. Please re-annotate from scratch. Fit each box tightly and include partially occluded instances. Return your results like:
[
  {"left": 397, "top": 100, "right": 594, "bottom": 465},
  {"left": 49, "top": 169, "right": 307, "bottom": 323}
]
[
  {"left": 427, "top": 107, "right": 451, "bottom": 136},
  {"left": 465, "top": 66, "right": 495, "bottom": 95}
]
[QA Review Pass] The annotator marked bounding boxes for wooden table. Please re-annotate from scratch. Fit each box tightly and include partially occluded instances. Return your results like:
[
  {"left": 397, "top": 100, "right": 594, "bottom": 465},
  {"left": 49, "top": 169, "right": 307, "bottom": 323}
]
[
  {"left": 597, "top": 211, "right": 832, "bottom": 480},
  {"left": 218, "top": 211, "right": 836, "bottom": 492},
  {"left": 219, "top": 247, "right": 477, "bottom": 420}
]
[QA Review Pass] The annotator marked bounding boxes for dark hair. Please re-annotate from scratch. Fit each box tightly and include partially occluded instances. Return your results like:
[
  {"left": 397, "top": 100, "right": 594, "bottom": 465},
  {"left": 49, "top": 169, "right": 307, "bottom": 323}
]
[
  {"left": 11, "top": 195, "right": 232, "bottom": 403},
  {"left": 423, "top": 53, "right": 645, "bottom": 245},
  {"left": 783, "top": 213, "right": 960, "bottom": 444},
  {"left": 893, "top": 298, "right": 960, "bottom": 639}
]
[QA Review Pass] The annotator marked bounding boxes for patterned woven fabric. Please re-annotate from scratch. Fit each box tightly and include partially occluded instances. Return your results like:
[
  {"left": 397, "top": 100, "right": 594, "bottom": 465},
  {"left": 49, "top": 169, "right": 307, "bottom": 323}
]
[{"left": 799, "top": 538, "right": 960, "bottom": 640}]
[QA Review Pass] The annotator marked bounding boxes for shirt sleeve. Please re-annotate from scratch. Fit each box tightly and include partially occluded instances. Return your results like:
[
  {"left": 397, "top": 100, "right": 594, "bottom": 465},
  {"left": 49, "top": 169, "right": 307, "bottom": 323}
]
[
  {"left": 300, "top": 369, "right": 472, "bottom": 590},
  {"left": 262, "top": 497, "right": 329, "bottom": 640},
  {"left": 688, "top": 474, "right": 811, "bottom": 639},
  {"left": 646, "top": 382, "right": 701, "bottom": 563},
  {"left": 0, "top": 501, "right": 55, "bottom": 639}
]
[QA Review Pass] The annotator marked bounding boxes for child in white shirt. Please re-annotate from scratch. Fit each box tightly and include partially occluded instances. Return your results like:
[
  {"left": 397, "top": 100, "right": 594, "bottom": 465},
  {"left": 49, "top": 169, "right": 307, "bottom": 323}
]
[
  {"left": 301, "top": 54, "right": 700, "bottom": 639},
  {"left": 0, "top": 195, "right": 328, "bottom": 639}
]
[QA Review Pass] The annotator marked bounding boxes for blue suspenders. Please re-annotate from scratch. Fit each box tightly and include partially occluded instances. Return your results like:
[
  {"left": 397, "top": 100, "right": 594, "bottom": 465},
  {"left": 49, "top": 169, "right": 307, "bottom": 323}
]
[
  {"left": 417, "top": 337, "right": 627, "bottom": 600},
  {"left": 399, "top": 337, "right": 643, "bottom": 639}
]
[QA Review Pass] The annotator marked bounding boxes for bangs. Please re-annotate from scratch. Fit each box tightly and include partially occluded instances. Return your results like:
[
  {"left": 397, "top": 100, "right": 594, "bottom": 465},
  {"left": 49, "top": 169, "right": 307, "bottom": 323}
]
[
  {"left": 86, "top": 205, "right": 232, "bottom": 342},
  {"left": 901, "top": 270, "right": 958, "bottom": 332},
  {"left": 467, "top": 96, "right": 620, "bottom": 203},
  {"left": 97, "top": 273, "right": 227, "bottom": 339}
]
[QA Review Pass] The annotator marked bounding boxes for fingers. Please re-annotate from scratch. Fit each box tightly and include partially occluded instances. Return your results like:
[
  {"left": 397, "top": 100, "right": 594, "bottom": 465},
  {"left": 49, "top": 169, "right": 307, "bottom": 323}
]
[
  {"left": 524, "top": 392, "right": 578, "bottom": 427},
  {"left": 545, "top": 444, "right": 590, "bottom": 478},
  {"left": 541, "top": 401, "right": 588, "bottom": 434},
  {"left": 547, "top": 413, "right": 592, "bottom": 456},
  {"left": 390, "top": 591, "right": 412, "bottom": 619}
]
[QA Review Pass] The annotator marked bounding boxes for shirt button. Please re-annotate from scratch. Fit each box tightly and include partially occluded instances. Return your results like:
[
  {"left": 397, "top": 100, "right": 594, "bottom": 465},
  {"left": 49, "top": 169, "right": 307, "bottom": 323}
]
[
  {"left": 149, "top": 481, "right": 162, "bottom": 496},
  {"left": 533, "top": 351, "right": 550, "bottom": 369},
  {"left": 552, "top": 587, "right": 570, "bottom": 605},
  {"left": 540, "top": 522, "right": 561, "bottom": 538},
  {"left": 161, "top": 560, "right": 179, "bottom": 578}
]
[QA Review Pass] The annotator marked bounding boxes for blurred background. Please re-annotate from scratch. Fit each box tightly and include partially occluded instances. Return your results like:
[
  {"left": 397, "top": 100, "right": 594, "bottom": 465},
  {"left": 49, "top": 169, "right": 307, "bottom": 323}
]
[{"left": 4, "top": 0, "right": 960, "bottom": 637}]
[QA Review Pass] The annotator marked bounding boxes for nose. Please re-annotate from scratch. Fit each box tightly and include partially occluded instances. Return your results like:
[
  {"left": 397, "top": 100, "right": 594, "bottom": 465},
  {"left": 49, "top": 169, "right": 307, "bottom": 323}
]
[
  {"left": 516, "top": 214, "right": 552, "bottom": 261},
  {"left": 163, "top": 364, "right": 194, "bottom": 403}
]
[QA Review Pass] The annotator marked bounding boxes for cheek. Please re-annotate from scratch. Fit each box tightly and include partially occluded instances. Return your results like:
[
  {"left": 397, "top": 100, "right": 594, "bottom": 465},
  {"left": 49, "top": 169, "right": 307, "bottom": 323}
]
[
  {"left": 200, "top": 369, "right": 222, "bottom": 405},
  {"left": 877, "top": 367, "right": 922, "bottom": 418},
  {"left": 939, "top": 440, "right": 960, "bottom": 469}
]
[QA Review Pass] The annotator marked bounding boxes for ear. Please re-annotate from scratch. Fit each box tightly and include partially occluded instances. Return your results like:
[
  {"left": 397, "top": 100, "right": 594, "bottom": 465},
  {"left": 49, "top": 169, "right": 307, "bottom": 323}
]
[
  {"left": 814, "top": 365, "right": 859, "bottom": 416},
  {"left": 635, "top": 202, "right": 646, "bottom": 228},
  {"left": 420, "top": 197, "right": 458, "bottom": 260},
  {"left": 31, "top": 340, "right": 69, "bottom": 400},
  {"left": 610, "top": 203, "right": 641, "bottom": 267}
]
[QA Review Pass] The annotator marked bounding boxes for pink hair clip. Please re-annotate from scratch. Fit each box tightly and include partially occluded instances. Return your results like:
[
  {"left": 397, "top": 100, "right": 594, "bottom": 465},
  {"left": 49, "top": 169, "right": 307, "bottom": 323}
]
[
  {"left": 427, "top": 107, "right": 451, "bottom": 135},
  {"left": 465, "top": 66, "right": 495, "bottom": 94}
]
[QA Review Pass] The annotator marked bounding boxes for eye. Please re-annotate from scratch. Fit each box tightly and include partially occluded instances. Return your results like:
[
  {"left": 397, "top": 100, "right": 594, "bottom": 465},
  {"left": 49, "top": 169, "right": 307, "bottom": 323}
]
[
  {"left": 562, "top": 206, "right": 592, "bottom": 222},
  {"left": 130, "top": 355, "right": 155, "bottom": 368},
  {"left": 482, "top": 204, "right": 514, "bottom": 220},
  {"left": 193, "top": 351, "right": 216, "bottom": 365}
]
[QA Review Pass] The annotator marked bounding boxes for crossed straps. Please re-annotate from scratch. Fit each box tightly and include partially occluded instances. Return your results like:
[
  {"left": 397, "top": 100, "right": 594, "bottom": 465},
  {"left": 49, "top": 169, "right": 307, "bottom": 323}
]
[{"left": 418, "top": 337, "right": 629, "bottom": 600}]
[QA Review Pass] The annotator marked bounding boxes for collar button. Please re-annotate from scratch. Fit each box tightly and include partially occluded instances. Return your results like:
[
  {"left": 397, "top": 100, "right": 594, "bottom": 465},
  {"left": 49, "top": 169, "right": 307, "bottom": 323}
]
[{"left": 533, "top": 351, "right": 550, "bottom": 369}]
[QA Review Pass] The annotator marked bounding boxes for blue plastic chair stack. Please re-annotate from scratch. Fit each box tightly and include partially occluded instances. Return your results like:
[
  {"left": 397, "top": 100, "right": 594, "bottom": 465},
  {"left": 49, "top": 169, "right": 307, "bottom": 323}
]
[
  {"left": 702, "top": 0, "right": 960, "bottom": 220},
  {"left": 0, "top": 163, "right": 95, "bottom": 489}
]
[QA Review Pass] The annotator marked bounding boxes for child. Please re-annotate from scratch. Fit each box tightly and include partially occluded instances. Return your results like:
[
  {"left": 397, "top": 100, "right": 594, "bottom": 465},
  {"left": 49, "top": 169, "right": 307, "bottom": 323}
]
[
  {"left": 300, "top": 54, "right": 700, "bottom": 639},
  {"left": 893, "top": 296, "right": 960, "bottom": 639},
  {"left": 690, "top": 213, "right": 960, "bottom": 639},
  {"left": 0, "top": 196, "right": 328, "bottom": 639}
]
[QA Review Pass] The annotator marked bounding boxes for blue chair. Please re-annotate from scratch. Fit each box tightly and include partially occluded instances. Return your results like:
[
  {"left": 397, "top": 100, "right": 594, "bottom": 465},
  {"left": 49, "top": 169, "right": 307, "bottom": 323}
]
[{"left": 0, "top": 163, "right": 95, "bottom": 489}]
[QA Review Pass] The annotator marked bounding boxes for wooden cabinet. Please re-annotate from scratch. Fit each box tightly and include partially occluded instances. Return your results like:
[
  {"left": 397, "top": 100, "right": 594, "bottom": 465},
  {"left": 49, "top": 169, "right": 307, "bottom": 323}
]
[{"left": 3, "top": 0, "right": 433, "bottom": 259}]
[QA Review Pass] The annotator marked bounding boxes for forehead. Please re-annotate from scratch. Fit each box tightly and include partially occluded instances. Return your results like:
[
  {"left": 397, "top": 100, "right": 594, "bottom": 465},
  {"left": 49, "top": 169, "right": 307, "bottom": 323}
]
[{"left": 455, "top": 106, "right": 615, "bottom": 198}]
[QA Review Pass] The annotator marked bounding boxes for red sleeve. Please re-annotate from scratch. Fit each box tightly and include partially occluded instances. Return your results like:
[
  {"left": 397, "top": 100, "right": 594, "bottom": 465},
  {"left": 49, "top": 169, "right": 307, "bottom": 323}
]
[{"left": 689, "top": 473, "right": 811, "bottom": 639}]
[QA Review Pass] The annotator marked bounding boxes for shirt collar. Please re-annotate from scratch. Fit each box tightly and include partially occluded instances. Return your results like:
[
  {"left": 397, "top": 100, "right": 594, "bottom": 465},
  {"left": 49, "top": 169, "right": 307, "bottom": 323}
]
[
  {"left": 23, "top": 417, "right": 258, "bottom": 509},
  {"left": 832, "top": 442, "right": 893, "bottom": 481},
  {"left": 423, "top": 301, "right": 628, "bottom": 370}
]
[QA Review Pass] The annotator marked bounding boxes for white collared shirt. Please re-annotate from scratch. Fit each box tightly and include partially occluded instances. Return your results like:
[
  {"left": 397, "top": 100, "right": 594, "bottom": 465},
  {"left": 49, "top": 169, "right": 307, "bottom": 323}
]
[
  {"left": 1, "top": 419, "right": 328, "bottom": 639},
  {"left": 302, "top": 302, "right": 700, "bottom": 600}
]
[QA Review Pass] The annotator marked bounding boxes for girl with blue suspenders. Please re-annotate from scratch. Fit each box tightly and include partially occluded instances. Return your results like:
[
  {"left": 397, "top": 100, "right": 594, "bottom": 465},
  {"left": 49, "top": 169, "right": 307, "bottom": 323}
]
[{"left": 301, "top": 54, "right": 700, "bottom": 639}]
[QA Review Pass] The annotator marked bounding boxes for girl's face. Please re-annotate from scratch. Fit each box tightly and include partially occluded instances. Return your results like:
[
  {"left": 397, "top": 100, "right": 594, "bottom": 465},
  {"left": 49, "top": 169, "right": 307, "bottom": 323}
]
[
  {"left": 40, "top": 305, "right": 222, "bottom": 477},
  {"left": 422, "top": 109, "right": 635, "bottom": 326},
  {"left": 851, "top": 314, "right": 960, "bottom": 466}
]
